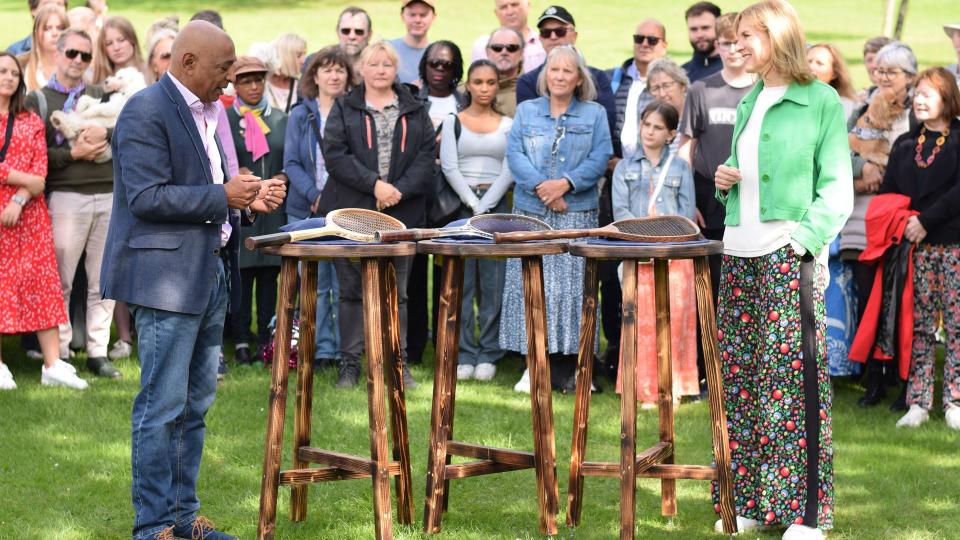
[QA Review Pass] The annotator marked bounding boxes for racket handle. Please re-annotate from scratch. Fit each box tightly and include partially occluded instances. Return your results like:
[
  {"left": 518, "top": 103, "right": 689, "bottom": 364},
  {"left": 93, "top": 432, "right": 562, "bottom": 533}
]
[
  {"left": 493, "top": 229, "right": 589, "bottom": 243},
  {"left": 245, "top": 232, "right": 293, "bottom": 250},
  {"left": 376, "top": 229, "right": 441, "bottom": 242}
]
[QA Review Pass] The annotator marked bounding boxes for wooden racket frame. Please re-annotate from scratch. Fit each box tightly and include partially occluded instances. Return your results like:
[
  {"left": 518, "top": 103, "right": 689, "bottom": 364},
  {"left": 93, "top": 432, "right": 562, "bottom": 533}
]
[
  {"left": 493, "top": 216, "right": 700, "bottom": 244},
  {"left": 245, "top": 208, "right": 405, "bottom": 249}
]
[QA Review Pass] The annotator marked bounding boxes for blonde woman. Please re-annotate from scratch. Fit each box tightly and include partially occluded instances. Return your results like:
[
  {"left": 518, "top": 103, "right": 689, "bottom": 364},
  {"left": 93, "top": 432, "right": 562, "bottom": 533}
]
[
  {"left": 266, "top": 33, "right": 306, "bottom": 113},
  {"left": 91, "top": 16, "right": 146, "bottom": 84},
  {"left": 145, "top": 28, "right": 176, "bottom": 83},
  {"left": 712, "top": 1, "right": 852, "bottom": 538},
  {"left": 20, "top": 4, "right": 66, "bottom": 91},
  {"left": 806, "top": 43, "right": 859, "bottom": 121}
]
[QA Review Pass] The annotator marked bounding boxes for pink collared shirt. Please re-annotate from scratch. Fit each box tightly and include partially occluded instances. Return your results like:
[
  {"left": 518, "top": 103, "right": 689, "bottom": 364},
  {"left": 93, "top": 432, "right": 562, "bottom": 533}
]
[{"left": 167, "top": 72, "right": 232, "bottom": 245}]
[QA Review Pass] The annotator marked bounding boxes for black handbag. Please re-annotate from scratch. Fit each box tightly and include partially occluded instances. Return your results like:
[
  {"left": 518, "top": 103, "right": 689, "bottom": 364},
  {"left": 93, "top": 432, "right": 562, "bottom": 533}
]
[{"left": 427, "top": 114, "right": 465, "bottom": 226}]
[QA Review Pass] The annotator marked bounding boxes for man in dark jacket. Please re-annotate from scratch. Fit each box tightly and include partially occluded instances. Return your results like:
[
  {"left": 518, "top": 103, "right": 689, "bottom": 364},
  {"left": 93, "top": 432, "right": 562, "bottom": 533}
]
[{"left": 680, "top": 2, "right": 723, "bottom": 83}]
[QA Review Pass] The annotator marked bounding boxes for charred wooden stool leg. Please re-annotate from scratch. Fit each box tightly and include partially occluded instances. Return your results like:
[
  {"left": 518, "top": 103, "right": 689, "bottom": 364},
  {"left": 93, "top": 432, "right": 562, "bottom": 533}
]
[
  {"left": 619, "top": 260, "right": 639, "bottom": 540},
  {"left": 290, "top": 261, "right": 319, "bottom": 522},
  {"left": 653, "top": 259, "right": 677, "bottom": 517}
]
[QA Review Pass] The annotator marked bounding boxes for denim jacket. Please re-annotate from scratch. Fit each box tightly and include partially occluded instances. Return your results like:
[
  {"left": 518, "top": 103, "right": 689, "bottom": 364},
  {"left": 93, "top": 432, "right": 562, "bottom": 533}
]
[
  {"left": 507, "top": 96, "right": 612, "bottom": 214},
  {"left": 612, "top": 146, "right": 695, "bottom": 221}
]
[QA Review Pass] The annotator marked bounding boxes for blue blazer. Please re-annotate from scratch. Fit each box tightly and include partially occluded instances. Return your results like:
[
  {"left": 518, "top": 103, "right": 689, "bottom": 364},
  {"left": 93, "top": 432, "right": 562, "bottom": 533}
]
[{"left": 101, "top": 74, "right": 241, "bottom": 315}]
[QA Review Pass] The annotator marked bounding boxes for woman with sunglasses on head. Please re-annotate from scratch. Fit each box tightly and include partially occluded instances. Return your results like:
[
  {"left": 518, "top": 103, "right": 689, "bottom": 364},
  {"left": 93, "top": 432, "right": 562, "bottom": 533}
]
[
  {"left": 146, "top": 28, "right": 176, "bottom": 84},
  {"left": 712, "top": 2, "right": 853, "bottom": 538},
  {"left": 19, "top": 4, "right": 67, "bottom": 91},
  {"left": 502, "top": 45, "right": 612, "bottom": 393}
]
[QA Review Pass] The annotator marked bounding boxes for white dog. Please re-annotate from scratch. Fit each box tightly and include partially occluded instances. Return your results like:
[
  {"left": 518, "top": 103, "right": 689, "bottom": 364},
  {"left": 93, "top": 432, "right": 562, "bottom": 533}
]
[{"left": 49, "top": 67, "right": 147, "bottom": 163}]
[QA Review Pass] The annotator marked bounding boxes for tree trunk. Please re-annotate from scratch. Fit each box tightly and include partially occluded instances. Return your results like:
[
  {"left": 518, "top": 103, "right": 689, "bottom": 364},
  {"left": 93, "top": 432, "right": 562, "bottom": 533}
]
[
  {"left": 882, "top": 0, "right": 897, "bottom": 36},
  {"left": 894, "top": 0, "right": 909, "bottom": 40}
]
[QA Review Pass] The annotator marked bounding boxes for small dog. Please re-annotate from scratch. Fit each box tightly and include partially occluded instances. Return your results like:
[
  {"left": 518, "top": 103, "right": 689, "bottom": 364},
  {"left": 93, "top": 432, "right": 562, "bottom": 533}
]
[
  {"left": 49, "top": 67, "right": 147, "bottom": 163},
  {"left": 848, "top": 88, "right": 905, "bottom": 167}
]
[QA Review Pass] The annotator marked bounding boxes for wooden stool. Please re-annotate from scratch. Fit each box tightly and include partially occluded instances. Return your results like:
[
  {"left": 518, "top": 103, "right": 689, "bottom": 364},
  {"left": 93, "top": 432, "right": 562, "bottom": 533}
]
[
  {"left": 565, "top": 240, "right": 738, "bottom": 538},
  {"left": 417, "top": 240, "right": 567, "bottom": 536},
  {"left": 255, "top": 242, "right": 417, "bottom": 540}
]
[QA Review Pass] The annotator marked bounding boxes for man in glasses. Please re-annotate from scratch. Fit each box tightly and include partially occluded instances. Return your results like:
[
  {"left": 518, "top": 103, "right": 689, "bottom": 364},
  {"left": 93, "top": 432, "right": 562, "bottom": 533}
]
[
  {"left": 25, "top": 28, "right": 123, "bottom": 380},
  {"left": 469, "top": 0, "right": 546, "bottom": 74},
  {"left": 680, "top": 1, "right": 723, "bottom": 83},
  {"left": 389, "top": 0, "right": 437, "bottom": 84},
  {"left": 337, "top": 6, "right": 372, "bottom": 66},
  {"left": 516, "top": 5, "right": 615, "bottom": 132},
  {"left": 484, "top": 27, "right": 525, "bottom": 117}
]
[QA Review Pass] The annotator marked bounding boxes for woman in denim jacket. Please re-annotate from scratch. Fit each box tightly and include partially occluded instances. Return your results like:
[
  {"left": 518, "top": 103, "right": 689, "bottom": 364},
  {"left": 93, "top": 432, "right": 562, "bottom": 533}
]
[
  {"left": 611, "top": 100, "right": 699, "bottom": 408},
  {"left": 501, "top": 46, "right": 612, "bottom": 393}
]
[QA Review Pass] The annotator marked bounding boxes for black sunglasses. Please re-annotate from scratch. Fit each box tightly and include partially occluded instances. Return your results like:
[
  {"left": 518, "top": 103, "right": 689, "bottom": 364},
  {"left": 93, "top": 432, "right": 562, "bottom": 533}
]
[
  {"left": 427, "top": 59, "right": 454, "bottom": 71},
  {"left": 63, "top": 48, "right": 93, "bottom": 63},
  {"left": 339, "top": 27, "right": 366, "bottom": 37},
  {"left": 633, "top": 34, "right": 662, "bottom": 46},
  {"left": 539, "top": 27, "right": 570, "bottom": 39},
  {"left": 488, "top": 43, "right": 521, "bottom": 53}
]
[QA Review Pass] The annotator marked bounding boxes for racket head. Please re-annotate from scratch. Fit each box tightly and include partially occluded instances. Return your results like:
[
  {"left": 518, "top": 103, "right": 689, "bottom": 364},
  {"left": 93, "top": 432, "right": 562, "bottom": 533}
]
[
  {"left": 605, "top": 215, "right": 701, "bottom": 242},
  {"left": 326, "top": 208, "right": 406, "bottom": 242},
  {"left": 466, "top": 213, "right": 553, "bottom": 234}
]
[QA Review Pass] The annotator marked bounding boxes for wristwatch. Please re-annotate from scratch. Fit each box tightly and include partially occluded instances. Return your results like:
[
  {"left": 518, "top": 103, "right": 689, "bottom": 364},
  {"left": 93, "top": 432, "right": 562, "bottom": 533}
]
[{"left": 10, "top": 194, "right": 28, "bottom": 206}]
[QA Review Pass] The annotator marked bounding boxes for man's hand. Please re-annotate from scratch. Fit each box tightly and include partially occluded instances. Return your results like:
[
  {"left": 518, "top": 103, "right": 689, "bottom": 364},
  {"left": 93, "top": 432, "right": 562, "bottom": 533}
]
[
  {"left": 70, "top": 135, "right": 108, "bottom": 161},
  {"left": 535, "top": 178, "right": 570, "bottom": 205},
  {"left": 310, "top": 194, "right": 322, "bottom": 216},
  {"left": 694, "top": 208, "right": 706, "bottom": 228},
  {"left": 80, "top": 125, "right": 107, "bottom": 144},
  {"left": 374, "top": 179, "right": 401, "bottom": 211},
  {"left": 249, "top": 178, "right": 287, "bottom": 213},
  {"left": 224, "top": 174, "right": 261, "bottom": 209},
  {"left": 904, "top": 215, "right": 927, "bottom": 244},
  {"left": 714, "top": 165, "right": 742, "bottom": 191}
]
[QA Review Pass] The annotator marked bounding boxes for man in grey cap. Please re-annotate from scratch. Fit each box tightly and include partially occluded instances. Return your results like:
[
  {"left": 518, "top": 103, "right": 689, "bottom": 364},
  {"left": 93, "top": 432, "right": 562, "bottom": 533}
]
[{"left": 945, "top": 23, "right": 960, "bottom": 85}]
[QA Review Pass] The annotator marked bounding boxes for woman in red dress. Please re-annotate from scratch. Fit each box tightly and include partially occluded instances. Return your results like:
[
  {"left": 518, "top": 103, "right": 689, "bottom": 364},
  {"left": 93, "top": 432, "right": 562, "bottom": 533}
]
[{"left": 0, "top": 52, "right": 87, "bottom": 390}]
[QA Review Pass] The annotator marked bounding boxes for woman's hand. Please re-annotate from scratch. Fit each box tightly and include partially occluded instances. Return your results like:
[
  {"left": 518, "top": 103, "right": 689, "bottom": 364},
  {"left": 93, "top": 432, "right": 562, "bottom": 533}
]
[
  {"left": 535, "top": 179, "right": 570, "bottom": 206},
  {"left": 904, "top": 215, "right": 927, "bottom": 244},
  {"left": 714, "top": 165, "right": 742, "bottom": 191},
  {"left": 548, "top": 198, "right": 568, "bottom": 213},
  {"left": 860, "top": 162, "right": 883, "bottom": 194},
  {"left": 0, "top": 200, "right": 24, "bottom": 227},
  {"left": 374, "top": 179, "right": 401, "bottom": 211}
]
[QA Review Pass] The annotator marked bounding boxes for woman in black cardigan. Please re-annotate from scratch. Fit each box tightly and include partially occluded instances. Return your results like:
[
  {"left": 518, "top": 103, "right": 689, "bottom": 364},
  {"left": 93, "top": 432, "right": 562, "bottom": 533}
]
[{"left": 878, "top": 67, "right": 960, "bottom": 430}]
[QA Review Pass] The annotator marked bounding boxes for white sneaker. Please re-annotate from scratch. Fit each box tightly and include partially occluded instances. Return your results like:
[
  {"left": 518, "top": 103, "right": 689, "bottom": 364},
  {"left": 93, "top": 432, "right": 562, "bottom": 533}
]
[
  {"left": 0, "top": 364, "right": 16, "bottom": 390},
  {"left": 474, "top": 362, "right": 497, "bottom": 381},
  {"left": 41, "top": 360, "right": 89, "bottom": 390},
  {"left": 108, "top": 339, "right": 133, "bottom": 360},
  {"left": 456, "top": 364, "right": 475, "bottom": 380},
  {"left": 896, "top": 404, "right": 929, "bottom": 428},
  {"left": 945, "top": 403, "right": 960, "bottom": 431},
  {"left": 513, "top": 368, "right": 530, "bottom": 393},
  {"left": 714, "top": 515, "right": 767, "bottom": 534},
  {"left": 782, "top": 523, "right": 825, "bottom": 540}
]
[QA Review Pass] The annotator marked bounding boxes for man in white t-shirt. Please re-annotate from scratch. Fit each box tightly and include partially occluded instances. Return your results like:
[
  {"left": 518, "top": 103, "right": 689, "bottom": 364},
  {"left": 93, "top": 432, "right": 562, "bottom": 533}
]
[
  {"left": 469, "top": 0, "right": 546, "bottom": 74},
  {"left": 389, "top": 0, "right": 437, "bottom": 84}
]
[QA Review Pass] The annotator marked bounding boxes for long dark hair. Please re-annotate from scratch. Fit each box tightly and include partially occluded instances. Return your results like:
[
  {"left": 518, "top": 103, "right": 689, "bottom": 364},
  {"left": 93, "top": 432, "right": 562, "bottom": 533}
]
[
  {"left": 417, "top": 40, "right": 464, "bottom": 92},
  {"left": 462, "top": 59, "right": 501, "bottom": 112},
  {"left": 0, "top": 52, "right": 27, "bottom": 115}
]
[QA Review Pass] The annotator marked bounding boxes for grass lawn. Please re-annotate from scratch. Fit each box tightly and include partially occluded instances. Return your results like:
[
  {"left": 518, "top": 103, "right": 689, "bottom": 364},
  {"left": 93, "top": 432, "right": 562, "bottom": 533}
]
[{"left": 1, "top": 334, "right": 958, "bottom": 539}]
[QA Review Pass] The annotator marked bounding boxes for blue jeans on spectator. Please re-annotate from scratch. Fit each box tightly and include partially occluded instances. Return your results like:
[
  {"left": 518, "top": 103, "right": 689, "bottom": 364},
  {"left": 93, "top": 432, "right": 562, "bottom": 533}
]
[
  {"left": 287, "top": 215, "right": 340, "bottom": 361},
  {"left": 129, "top": 259, "right": 228, "bottom": 540},
  {"left": 459, "top": 192, "right": 507, "bottom": 366}
]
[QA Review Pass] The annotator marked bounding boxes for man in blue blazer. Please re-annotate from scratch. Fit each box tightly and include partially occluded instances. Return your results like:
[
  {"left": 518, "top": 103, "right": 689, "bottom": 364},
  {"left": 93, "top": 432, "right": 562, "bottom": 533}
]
[{"left": 101, "top": 22, "right": 286, "bottom": 540}]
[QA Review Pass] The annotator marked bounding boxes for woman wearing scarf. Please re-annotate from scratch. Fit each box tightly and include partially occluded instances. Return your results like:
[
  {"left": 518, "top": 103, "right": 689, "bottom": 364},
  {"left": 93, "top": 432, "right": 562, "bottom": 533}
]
[{"left": 225, "top": 56, "right": 288, "bottom": 365}]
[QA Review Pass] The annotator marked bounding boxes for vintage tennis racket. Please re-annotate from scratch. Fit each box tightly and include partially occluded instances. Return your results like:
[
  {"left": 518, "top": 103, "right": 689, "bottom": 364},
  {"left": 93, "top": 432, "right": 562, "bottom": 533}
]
[
  {"left": 492, "top": 215, "right": 701, "bottom": 243},
  {"left": 375, "top": 213, "right": 552, "bottom": 242},
  {"left": 245, "top": 208, "right": 406, "bottom": 249}
]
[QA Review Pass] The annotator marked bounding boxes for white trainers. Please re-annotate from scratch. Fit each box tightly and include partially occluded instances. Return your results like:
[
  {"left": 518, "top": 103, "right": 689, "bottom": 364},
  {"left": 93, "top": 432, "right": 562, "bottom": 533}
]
[
  {"left": 108, "top": 339, "right": 133, "bottom": 360},
  {"left": 714, "top": 515, "right": 767, "bottom": 534},
  {"left": 41, "top": 360, "right": 89, "bottom": 390},
  {"left": 456, "top": 364, "right": 475, "bottom": 380},
  {"left": 782, "top": 524, "right": 825, "bottom": 540},
  {"left": 896, "top": 404, "right": 930, "bottom": 428},
  {"left": 474, "top": 362, "right": 497, "bottom": 381},
  {"left": 0, "top": 364, "right": 16, "bottom": 390},
  {"left": 513, "top": 368, "right": 530, "bottom": 393},
  {"left": 945, "top": 403, "right": 960, "bottom": 431}
]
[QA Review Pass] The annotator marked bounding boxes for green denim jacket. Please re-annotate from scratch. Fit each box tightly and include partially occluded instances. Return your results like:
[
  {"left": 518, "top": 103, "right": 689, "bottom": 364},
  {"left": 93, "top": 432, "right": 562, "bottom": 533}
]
[{"left": 716, "top": 79, "right": 854, "bottom": 256}]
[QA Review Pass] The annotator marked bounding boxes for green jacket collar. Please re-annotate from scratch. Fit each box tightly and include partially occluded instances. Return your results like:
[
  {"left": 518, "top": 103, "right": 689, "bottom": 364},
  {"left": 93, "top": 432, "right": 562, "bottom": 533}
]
[{"left": 739, "top": 79, "right": 811, "bottom": 109}]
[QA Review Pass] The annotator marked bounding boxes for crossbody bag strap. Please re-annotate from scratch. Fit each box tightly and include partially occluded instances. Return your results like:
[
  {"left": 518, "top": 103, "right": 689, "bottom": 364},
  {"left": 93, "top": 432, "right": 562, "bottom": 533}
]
[{"left": 647, "top": 152, "right": 676, "bottom": 215}]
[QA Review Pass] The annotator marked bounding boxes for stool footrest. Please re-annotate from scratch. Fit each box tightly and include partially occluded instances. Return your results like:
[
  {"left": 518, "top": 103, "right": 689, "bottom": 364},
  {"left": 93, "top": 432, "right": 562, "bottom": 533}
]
[
  {"left": 279, "top": 463, "right": 401, "bottom": 486},
  {"left": 298, "top": 447, "right": 399, "bottom": 476},
  {"left": 446, "top": 441, "right": 536, "bottom": 468},
  {"left": 445, "top": 460, "right": 530, "bottom": 479},
  {"left": 638, "top": 464, "right": 716, "bottom": 480},
  {"left": 579, "top": 441, "right": 674, "bottom": 478}
]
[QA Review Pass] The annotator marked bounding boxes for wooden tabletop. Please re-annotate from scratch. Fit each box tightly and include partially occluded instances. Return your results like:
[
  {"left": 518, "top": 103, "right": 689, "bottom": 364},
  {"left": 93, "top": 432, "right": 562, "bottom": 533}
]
[
  {"left": 567, "top": 239, "right": 723, "bottom": 259},
  {"left": 416, "top": 239, "right": 569, "bottom": 257},
  {"left": 261, "top": 242, "right": 417, "bottom": 259}
]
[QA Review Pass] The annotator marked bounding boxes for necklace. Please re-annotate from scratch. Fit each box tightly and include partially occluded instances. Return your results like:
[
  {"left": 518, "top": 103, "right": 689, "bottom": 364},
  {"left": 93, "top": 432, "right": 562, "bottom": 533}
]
[{"left": 914, "top": 126, "right": 949, "bottom": 168}]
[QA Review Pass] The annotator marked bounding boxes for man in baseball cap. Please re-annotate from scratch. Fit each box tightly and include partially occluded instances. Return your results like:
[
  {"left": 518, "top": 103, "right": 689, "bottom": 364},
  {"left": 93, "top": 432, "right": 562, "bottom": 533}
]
[
  {"left": 945, "top": 23, "right": 960, "bottom": 84},
  {"left": 390, "top": 0, "right": 437, "bottom": 83}
]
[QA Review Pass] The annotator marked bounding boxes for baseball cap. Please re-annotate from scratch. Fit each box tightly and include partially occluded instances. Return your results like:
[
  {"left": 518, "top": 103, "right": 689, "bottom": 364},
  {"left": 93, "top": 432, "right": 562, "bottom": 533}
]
[
  {"left": 537, "top": 5, "right": 575, "bottom": 27},
  {"left": 945, "top": 23, "right": 960, "bottom": 37},
  {"left": 401, "top": 0, "right": 436, "bottom": 12},
  {"left": 229, "top": 56, "right": 268, "bottom": 82}
]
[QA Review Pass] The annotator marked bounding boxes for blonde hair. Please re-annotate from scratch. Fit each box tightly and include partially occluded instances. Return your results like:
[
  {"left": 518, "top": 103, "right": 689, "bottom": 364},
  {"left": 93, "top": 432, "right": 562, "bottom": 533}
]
[
  {"left": 535, "top": 46, "right": 597, "bottom": 102},
  {"left": 808, "top": 43, "right": 857, "bottom": 100},
  {"left": 272, "top": 33, "right": 307, "bottom": 79},
  {"left": 715, "top": 12, "right": 738, "bottom": 40},
  {"left": 22, "top": 4, "right": 66, "bottom": 91},
  {"left": 359, "top": 40, "right": 400, "bottom": 70},
  {"left": 92, "top": 16, "right": 147, "bottom": 84},
  {"left": 736, "top": 0, "right": 814, "bottom": 85}
]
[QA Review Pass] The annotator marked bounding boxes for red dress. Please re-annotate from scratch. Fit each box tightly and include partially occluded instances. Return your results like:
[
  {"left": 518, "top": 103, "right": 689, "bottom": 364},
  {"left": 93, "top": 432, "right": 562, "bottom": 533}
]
[{"left": 0, "top": 110, "right": 67, "bottom": 333}]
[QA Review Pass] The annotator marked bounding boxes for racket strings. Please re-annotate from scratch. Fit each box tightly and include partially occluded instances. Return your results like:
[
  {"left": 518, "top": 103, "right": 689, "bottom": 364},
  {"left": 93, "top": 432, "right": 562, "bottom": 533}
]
[
  {"left": 329, "top": 210, "right": 405, "bottom": 237},
  {"left": 468, "top": 214, "right": 552, "bottom": 234},
  {"left": 612, "top": 216, "right": 699, "bottom": 238}
]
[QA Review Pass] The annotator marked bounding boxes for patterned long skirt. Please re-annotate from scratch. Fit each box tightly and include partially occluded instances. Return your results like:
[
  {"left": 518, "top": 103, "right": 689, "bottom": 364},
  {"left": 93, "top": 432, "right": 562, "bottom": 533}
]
[
  {"left": 908, "top": 243, "right": 960, "bottom": 411},
  {"left": 712, "top": 245, "right": 834, "bottom": 530},
  {"left": 499, "top": 208, "right": 598, "bottom": 355}
]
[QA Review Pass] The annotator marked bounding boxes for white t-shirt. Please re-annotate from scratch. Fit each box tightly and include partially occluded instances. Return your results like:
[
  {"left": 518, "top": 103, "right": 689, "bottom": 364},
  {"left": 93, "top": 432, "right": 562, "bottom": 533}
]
[
  {"left": 427, "top": 94, "right": 458, "bottom": 130},
  {"left": 723, "top": 85, "right": 799, "bottom": 258}
]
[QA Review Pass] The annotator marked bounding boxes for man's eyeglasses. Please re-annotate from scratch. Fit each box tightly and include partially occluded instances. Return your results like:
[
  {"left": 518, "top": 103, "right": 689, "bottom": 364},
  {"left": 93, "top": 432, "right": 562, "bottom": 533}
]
[
  {"left": 633, "top": 34, "right": 662, "bottom": 46},
  {"left": 539, "top": 27, "right": 571, "bottom": 39},
  {"left": 339, "top": 27, "right": 366, "bottom": 37},
  {"left": 488, "top": 43, "right": 521, "bottom": 53},
  {"left": 63, "top": 48, "right": 93, "bottom": 63},
  {"left": 427, "top": 59, "right": 454, "bottom": 71}
]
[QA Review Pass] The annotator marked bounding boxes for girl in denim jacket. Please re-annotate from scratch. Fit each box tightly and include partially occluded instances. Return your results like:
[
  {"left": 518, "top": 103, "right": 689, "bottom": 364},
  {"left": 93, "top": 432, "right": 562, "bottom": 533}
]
[{"left": 611, "top": 101, "right": 699, "bottom": 408}]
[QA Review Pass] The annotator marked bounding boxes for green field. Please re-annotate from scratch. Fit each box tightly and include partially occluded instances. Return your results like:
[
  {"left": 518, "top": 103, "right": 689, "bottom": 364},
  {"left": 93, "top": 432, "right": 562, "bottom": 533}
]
[{"left": 3, "top": 0, "right": 958, "bottom": 89}]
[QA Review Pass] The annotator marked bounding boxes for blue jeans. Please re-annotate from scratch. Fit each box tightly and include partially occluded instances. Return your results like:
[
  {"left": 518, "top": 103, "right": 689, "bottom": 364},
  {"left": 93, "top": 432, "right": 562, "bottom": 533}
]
[
  {"left": 129, "top": 260, "right": 228, "bottom": 540},
  {"left": 458, "top": 193, "right": 507, "bottom": 366},
  {"left": 287, "top": 215, "right": 340, "bottom": 360}
]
